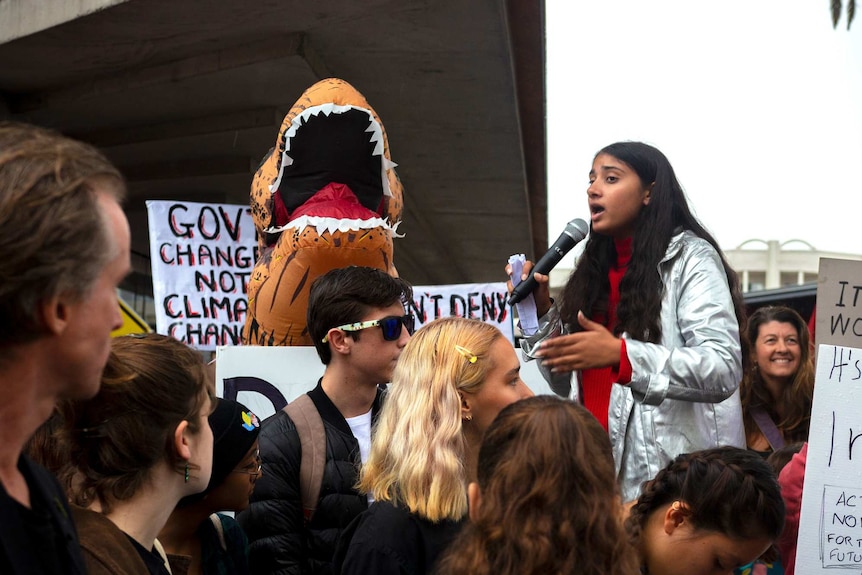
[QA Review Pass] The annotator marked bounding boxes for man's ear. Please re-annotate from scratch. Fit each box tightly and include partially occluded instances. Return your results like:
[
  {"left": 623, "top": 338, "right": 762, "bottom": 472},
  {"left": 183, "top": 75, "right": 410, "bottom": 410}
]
[
  {"left": 662, "top": 501, "right": 691, "bottom": 535},
  {"left": 174, "top": 419, "right": 191, "bottom": 461},
  {"left": 326, "top": 329, "right": 352, "bottom": 357},
  {"left": 41, "top": 295, "right": 70, "bottom": 336},
  {"left": 468, "top": 482, "right": 482, "bottom": 522}
]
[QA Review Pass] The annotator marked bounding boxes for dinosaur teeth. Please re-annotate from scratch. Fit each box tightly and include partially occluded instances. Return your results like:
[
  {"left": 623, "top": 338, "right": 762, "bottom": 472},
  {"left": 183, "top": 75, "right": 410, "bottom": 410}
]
[
  {"left": 264, "top": 215, "right": 405, "bottom": 237},
  {"left": 270, "top": 103, "right": 396, "bottom": 196}
]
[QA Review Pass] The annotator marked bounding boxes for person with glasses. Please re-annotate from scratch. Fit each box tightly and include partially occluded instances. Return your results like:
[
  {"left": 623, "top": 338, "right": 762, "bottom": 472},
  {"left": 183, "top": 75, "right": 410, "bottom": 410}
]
[
  {"left": 238, "top": 266, "right": 413, "bottom": 575},
  {"left": 160, "top": 398, "right": 261, "bottom": 575}
]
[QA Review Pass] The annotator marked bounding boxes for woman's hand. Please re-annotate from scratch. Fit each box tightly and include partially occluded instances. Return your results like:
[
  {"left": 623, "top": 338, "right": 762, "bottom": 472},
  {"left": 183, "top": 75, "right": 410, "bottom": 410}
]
[
  {"left": 534, "top": 312, "right": 622, "bottom": 371},
  {"left": 504, "top": 260, "right": 552, "bottom": 317}
]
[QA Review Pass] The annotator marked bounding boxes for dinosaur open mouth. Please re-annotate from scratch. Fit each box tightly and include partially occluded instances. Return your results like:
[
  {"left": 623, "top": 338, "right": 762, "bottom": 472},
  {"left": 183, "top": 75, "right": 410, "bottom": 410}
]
[{"left": 266, "top": 104, "right": 397, "bottom": 234}]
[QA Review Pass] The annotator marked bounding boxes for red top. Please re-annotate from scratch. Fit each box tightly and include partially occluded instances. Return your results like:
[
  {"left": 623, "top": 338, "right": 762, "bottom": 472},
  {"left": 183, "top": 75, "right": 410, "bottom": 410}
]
[{"left": 580, "top": 237, "right": 633, "bottom": 430}]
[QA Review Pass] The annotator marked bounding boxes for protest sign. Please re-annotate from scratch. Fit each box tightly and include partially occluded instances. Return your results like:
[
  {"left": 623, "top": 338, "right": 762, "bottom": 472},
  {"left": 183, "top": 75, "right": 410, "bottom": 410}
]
[
  {"left": 817, "top": 258, "right": 862, "bottom": 348},
  {"left": 796, "top": 342, "right": 862, "bottom": 573},
  {"left": 147, "top": 200, "right": 257, "bottom": 351},
  {"left": 215, "top": 345, "right": 554, "bottom": 420},
  {"left": 796, "top": 259, "right": 862, "bottom": 573},
  {"left": 411, "top": 282, "right": 514, "bottom": 344}
]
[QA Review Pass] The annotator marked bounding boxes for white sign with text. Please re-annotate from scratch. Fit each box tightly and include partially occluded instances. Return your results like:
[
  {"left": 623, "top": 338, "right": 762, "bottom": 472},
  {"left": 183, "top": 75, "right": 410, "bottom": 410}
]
[{"left": 796, "top": 343, "right": 862, "bottom": 573}]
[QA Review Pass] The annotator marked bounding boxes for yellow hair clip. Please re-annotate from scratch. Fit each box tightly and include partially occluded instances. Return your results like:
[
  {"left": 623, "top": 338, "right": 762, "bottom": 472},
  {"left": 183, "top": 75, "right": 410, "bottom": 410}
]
[{"left": 454, "top": 345, "right": 478, "bottom": 364}]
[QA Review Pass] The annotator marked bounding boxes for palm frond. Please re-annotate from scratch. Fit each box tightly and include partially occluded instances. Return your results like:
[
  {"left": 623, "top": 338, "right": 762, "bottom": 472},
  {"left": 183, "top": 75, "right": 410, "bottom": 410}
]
[{"left": 833, "top": 0, "right": 843, "bottom": 28}]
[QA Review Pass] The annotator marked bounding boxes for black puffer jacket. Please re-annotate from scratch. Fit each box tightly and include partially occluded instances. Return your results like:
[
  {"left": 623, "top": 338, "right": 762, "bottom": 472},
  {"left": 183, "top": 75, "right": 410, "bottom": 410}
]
[{"left": 237, "top": 382, "right": 383, "bottom": 575}]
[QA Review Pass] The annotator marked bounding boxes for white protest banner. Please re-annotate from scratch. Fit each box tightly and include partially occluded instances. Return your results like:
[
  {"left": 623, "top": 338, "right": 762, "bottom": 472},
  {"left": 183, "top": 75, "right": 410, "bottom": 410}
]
[
  {"left": 147, "top": 200, "right": 257, "bottom": 351},
  {"left": 215, "top": 345, "right": 554, "bottom": 420},
  {"left": 411, "top": 282, "right": 514, "bottom": 344},
  {"left": 817, "top": 258, "right": 862, "bottom": 349},
  {"left": 796, "top": 343, "right": 862, "bottom": 573}
]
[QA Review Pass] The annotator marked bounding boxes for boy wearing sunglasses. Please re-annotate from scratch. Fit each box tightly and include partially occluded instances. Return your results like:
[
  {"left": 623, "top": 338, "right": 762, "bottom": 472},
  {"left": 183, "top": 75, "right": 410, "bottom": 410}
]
[{"left": 239, "top": 266, "right": 413, "bottom": 575}]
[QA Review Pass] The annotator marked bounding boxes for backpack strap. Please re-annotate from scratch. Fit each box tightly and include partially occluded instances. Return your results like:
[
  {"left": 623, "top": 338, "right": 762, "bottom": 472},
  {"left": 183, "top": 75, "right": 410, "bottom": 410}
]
[
  {"left": 209, "top": 513, "right": 227, "bottom": 551},
  {"left": 750, "top": 406, "right": 785, "bottom": 452},
  {"left": 283, "top": 394, "right": 326, "bottom": 523}
]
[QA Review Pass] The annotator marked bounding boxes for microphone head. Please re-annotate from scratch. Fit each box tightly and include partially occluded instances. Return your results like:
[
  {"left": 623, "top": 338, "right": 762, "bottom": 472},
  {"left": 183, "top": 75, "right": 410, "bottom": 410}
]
[{"left": 564, "top": 218, "right": 589, "bottom": 241}]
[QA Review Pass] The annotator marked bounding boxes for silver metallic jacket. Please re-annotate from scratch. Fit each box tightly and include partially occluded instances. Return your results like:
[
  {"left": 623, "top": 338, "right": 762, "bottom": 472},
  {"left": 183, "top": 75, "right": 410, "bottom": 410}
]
[{"left": 522, "top": 230, "right": 745, "bottom": 501}]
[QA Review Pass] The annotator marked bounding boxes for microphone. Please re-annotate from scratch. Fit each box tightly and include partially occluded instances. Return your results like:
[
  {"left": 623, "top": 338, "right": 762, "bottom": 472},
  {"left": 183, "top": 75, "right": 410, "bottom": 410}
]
[{"left": 508, "top": 218, "right": 589, "bottom": 306}]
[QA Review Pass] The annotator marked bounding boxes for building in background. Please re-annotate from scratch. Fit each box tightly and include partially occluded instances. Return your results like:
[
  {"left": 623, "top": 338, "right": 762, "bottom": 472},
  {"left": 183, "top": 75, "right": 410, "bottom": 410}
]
[{"left": 724, "top": 239, "right": 862, "bottom": 292}]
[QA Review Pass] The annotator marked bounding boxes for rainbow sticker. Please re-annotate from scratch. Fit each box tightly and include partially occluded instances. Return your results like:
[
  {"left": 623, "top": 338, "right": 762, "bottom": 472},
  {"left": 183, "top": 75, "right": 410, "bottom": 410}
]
[{"left": 241, "top": 410, "right": 260, "bottom": 431}]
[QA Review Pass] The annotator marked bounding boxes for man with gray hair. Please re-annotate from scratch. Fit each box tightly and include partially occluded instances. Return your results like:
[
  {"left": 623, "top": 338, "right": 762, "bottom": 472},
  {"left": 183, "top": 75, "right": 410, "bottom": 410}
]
[{"left": 0, "top": 122, "right": 131, "bottom": 573}]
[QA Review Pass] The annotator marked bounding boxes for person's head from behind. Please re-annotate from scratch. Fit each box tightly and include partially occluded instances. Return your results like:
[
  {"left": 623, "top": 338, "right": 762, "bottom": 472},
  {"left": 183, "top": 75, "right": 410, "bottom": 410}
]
[
  {"left": 61, "top": 334, "right": 214, "bottom": 513},
  {"left": 765, "top": 441, "right": 805, "bottom": 477},
  {"left": 180, "top": 398, "right": 261, "bottom": 513},
  {"left": 0, "top": 122, "right": 131, "bottom": 397},
  {"left": 360, "top": 317, "right": 533, "bottom": 521},
  {"left": 747, "top": 305, "right": 812, "bottom": 396},
  {"left": 628, "top": 446, "right": 785, "bottom": 575},
  {"left": 307, "top": 266, "right": 413, "bottom": 376},
  {"left": 441, "top": 395, "right": 638, "bottom": 575}
]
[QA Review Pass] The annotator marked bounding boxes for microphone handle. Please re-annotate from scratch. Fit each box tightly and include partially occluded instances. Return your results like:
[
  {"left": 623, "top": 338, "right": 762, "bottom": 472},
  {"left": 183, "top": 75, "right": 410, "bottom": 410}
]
[{"left": 508, "top": 247, "right": 561, "bottom": 306}]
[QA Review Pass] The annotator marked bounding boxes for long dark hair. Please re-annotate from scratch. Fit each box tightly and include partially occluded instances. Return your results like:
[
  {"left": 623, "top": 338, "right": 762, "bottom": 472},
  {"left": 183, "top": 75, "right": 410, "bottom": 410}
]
[
  {"left": 741, "top": 306, "right": 814, "bottom": 445},
  {"left": 560, "top": 142, "right": 745, "bottom": 349}
]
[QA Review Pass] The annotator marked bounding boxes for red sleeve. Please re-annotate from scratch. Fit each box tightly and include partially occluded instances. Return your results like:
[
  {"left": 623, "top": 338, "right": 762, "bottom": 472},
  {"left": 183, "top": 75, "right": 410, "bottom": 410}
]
[
  {"left": 610, "top": 338, "right": 632, "bottom": 384},
  {"left": 776, "top": 442, "right": 808, "bottom": 575}
]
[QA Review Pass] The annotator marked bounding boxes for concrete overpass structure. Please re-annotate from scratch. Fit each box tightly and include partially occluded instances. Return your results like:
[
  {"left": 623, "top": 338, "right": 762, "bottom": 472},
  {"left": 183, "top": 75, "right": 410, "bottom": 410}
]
[{"left": 0, "top": 0, "right": 547, "bottom": 307}]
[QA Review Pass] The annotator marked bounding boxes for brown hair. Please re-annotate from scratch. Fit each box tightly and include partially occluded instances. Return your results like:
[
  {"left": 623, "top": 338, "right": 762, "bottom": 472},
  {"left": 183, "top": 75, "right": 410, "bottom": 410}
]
[
  {"left": 0, "top": 122, "right": 125, "bottom": 349},
  {"left": 307, "top": 266, "right": 412, "bottom": 364},
  {"left": 436, "top": 395, "right": 639, "bottom": 575},
  {"left": 741, "top": 306, "right": 814, "bottom": 445},
  {"left": 60, "top": 334, "right": 211, "bottom": 513}
]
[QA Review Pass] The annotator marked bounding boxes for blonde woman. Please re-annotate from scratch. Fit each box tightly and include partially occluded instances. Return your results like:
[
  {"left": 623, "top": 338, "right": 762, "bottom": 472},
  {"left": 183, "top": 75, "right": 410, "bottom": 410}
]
[{"left": 333, "top": 317, "right": 533, "bottom": 575}]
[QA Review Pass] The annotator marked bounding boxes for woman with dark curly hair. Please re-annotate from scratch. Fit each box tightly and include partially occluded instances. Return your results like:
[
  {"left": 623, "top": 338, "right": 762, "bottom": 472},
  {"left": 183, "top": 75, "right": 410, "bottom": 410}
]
[
  {"left": 741, "top": 306, "right": 814, "bottom": 455},
  {"left": 435, "top": 395, "right": 639, "bottom": 575},
  {"left": 626, "top": 446, "right": 785, "bottom": 575}
]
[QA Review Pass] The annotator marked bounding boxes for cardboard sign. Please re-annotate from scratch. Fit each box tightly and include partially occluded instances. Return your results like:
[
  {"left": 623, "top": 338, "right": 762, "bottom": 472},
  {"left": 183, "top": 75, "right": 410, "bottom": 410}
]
[
  {"left": 215, "top": 345, "right": 554, "bottom": 420},
  {"left": 147, "top": 200, "right": 258, "bottom": 351},
  {"left": 816, "top": 258, "right": 862, "bottom": 349},
  {"left": 411, "top": 282, "right": 514, "bottom": 344},
  {"left": 796, "top": 343, "right": 862, "bottom": 573}
]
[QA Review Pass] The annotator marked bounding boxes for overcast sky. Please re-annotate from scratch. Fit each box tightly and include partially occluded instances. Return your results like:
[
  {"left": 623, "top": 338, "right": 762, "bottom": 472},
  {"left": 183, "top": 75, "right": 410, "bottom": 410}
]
[{"left": 546, "top": 0, "right": 862, "bottom": 265}]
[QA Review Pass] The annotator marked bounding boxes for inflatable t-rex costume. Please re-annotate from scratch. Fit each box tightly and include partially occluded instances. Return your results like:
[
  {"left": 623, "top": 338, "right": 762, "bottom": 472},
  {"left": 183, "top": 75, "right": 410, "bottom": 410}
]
[{"left": 243, "top": 78, "right": 403, "bottom": 346}]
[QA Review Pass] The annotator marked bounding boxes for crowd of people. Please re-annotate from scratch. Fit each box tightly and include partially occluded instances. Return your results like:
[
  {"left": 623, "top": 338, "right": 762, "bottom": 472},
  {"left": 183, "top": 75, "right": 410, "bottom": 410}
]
[{"left": 0, "top": 121, "right": 818, "bottom": 575}]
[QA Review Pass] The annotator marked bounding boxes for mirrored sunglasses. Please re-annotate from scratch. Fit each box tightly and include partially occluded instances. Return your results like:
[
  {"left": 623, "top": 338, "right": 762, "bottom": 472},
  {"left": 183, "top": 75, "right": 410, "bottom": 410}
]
[{"left": 322, "top": 314, "right": 415, "bottom": 343}]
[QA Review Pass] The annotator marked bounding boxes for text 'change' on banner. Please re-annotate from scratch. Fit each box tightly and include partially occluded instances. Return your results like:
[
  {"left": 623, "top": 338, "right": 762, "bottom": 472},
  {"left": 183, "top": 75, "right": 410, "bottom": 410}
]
[{"left": 147, "top": 200, "right": 258, "bottom": 351}]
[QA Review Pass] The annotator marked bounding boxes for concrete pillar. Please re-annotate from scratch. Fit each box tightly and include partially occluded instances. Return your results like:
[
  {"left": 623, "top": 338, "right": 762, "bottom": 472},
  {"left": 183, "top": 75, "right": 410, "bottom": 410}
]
[{"left": 766, "top": 240, "right": 780, "bottom": 289}]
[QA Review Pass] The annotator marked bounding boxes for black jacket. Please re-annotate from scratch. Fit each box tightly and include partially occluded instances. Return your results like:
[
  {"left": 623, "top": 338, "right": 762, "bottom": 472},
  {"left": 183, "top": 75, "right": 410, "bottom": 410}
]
[
  {"left": 237, "top": 382, "right": 383, "bottom": 575},
  {"left": 333, "top": 501, "right": 464, "bottom": 575},
  {"left": 0, "top": 454, "right": 87, "bottom": 575}
]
